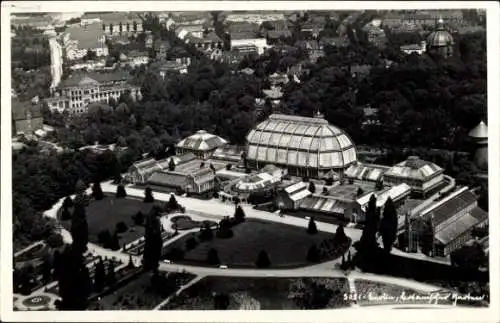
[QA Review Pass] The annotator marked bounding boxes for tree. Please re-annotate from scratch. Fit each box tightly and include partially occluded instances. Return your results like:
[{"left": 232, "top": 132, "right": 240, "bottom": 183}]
[
  {"left": 57, "top": 246, "right": 91, "bottom": 310},
  {"left": 206, "top": 248, "right": 221, "bottom": 266},
  {"left": 168, "top": 158, "right": 176, "bottom": 171},
  {"left": 359, "top": 194, "right": 379, "bottom": 252},
  {"left": 375, "top": 180, "right": 384, "bottom": 190},
  {"left": 357, "top": 187, "right": 364, "bottom": 197},
  {"left": 186, "top": 237, "right": 198, "bottom": 250},
  {"left": 110, "top": 230, "right": 121, "bottom": 251},
  {"left": 116, "top": 184, "right": 127, "bottom": 198},
  {"left": 106, "top": 261, "right": 116, "bottom": 286},
  {"left": 307, "top": 217, "right": 318, "bottom": 235},
  {"left": 93, "top": 258, "right": 106, "bottom": 292},
  {"left": 199, "top": 222, "right": 214, "bottom": 241},
  {"left": 41, "top": 254, "right": 52, "bottom": 284},
  {"left": 308, "top": 181, "right": 316, "bottom": 193},
  {"left": 420, "top": 219, "right": 434, "bottom": 256},
  {"left": 115, "top": 221, "right": 128, "bottom": 233},
  {"left": 341, "top": 253, "right": 346, "bottom": 269},
  {"left": 92, "top": 181, "right": 104, "bottom": 200},
  {"left": 450, "top": 242, "right": 486, "bottom": 271},
  {"left": 75, "top": 179, "right": 87, "bottom": 194},
  {"left": 142, "top": 206, "right": 163, "bottom": 273},
  {"left": 62, "top": 196, "right": 74, "bottom": 209},
  {"left": 144, "top": 187, "right": 154, "bottom": 203},
  {"left": 226, "top": 163, "right": 232, "bottom": 170},
  {"left": 132, "top": 211, "right": 145, "bottom": 225},
  {"left": 46, "top": 232, "right": 64, "bottom": 248},
  {"left": 307, "top": 245, "right": 320, "bottom": 262},
  {"left": 334, "top": 224, "right": 348, "bottom": 245},
  {"left": 216, "top": 218, "right": 234, "bottom": 239},
  {"left": 128, "top": 254, "right": 135, "bottom": 268},
  {"left": 255, "top": 250, "right": 271, "bottom": 268},
  {"left": 234, "top": 205, "right": 246, "bottom": 222},
  {"left": 380, "top": 197, "right": 398, "bottom": 253},
  {"left": 70, "top": 204, "right": 88, "bottom": 255},
  {"left": 97, "top": 229, "right": 113, "bottom": 248},
  {"left": 61, "top": 207, "right": 72, "bottom": 221},
  {"left": 322, "top": 187, "right": 328, "bottom": 195},
  {"left": 167, "top": 194, "right": 179, "bottom": 210}
]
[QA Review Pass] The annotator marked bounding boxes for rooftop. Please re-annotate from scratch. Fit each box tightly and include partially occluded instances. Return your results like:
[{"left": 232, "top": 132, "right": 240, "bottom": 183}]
[
  {"left": 345, "top": 163, "right": 389, "bottom": 182},
  {"left": 469, "top": 121, "right": 488, "bottom": 139},
  {"left": 60, "top": 71, "right": 132, "bottom": 88},
  {"left": 384, "top": 156, "right": 443, "bottom": 181},
  {"left": 357, "top": 183, "right": 412, "bottom": 211},
  {"left": 420, "top": 187, "right": 478, "bottom": 226},
  {"left": 65, "top": 22, "right": 106, "bottom": 49},
  {"left": 176, "top": 130, "right": 228, "bottom": 152}
]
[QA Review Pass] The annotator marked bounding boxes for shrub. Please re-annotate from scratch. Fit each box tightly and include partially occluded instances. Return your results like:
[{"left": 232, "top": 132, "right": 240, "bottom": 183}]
[
  {"left": 61, "top": 207, "right": 72, "bottom": 221},
  {"left": 116, "top": 221, "right": 128, "bottom": 234},
  {"left": 206, "top": 248, "right": 220, "bottom": 266},
  {"left": 116, "top": 184, "right": 127, "bottom": 198},
  {"left": 226, "top": 163, "right": 232, "bottom": 170},
  {"left": 307, "top": 217, "right": 318, "bottom": 235},
  {"left": 98, "top": 229, "right": 113, "bottom": 247},
  {"left": 132, "top": 211, "right": 145, "bottom": 225},
  {"left": 255, "top": 250, "right": 271, "bottom": 268},
  {"left": 45, "top": 233, "right": 64, "bottom": 248},
  {"left": 62, "top": 196, "right": 74, "bottom": 209}
]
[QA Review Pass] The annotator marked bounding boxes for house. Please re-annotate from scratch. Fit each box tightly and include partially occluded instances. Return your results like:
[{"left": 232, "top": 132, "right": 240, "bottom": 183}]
[
  {"left": 409, "top": 187, "right": 488, "bottom": 257},
  {"left": 175, "top": 24, "right": 207, "bottom": 40},
  {"left": 186, "top": 31, "right": 223, "bottom": 51},
  {"left": 154, "top": 40, "right": 171, "bottom": 60},
  {"left": 45, "top": 94, "right": 69, "bottom": 113},
  {"left": 275, "top": 181, "right": 312, "bottom": 210},
  {"left": 12, "top": 100, "right": 44, "bottom": 135},
  {"left": 158, "top": 60, "right": 189, "bottom": 79},
  {"left": 56, "top": 71, "right": 141, "bottom": 114},
  {"left": 227, "top": 22, "right": 269, "bottom": 55},
  {"left": 63, "top": 23, "right": 108, "bottom": 61},
  {"left": 95, "top": 12, "right": 143, "bottom": 35},
  {"left": 176, "top": 130, "right": 228, "bottom": 160},
  {"left": 400, "top": 41, "right": 427, "bottom": 55},
  {"left": 145, "top": 34, "right": 154, "bottom": 49},
  {"left": 123, "top": 50, "right": 150, "bottom": 68}
]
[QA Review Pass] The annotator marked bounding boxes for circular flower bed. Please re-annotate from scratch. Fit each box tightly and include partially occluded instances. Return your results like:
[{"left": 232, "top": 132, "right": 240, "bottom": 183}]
[{"left": 22, "top": 295, "right": 52, "bottom": 307}]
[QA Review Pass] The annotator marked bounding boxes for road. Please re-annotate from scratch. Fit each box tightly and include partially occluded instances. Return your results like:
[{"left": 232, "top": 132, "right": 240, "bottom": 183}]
[{"left": 49, "top": 36, "right": 63, "bottom": 91}]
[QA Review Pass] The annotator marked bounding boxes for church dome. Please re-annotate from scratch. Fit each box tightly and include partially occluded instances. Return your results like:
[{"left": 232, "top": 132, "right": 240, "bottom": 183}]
[{"left": 426, "top": 18, "right": 454, "bottom": 48}]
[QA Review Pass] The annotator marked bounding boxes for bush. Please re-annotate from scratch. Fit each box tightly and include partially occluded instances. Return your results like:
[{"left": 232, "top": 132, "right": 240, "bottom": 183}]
[
  {"left": 61, "top": 207, "right": 72, "bottom": 221},
  {"left": 206, "top": 248, "right": 220, "bottom": 266},
  {"left": 45, "top": 233, "right": 64, "bottom": 248},
  {"left": 226, "top": 163, "right": 232, "bottom": 170},
  {"left": 255, "top": 250, "right": 271, "bottom": 268},
  {"left": 98, "top": 229, "right": 113, "bottom": 247},
  {"left": 116, "top": 221, "right": 128, "bottom": 234},
  {"left": 307, "top": 217, "right": 318, "bottom": 235},
  {"left": 185, "top": 237, "right": 198, "bottom": 250},
  {"left": 131, "top": 211, "right": 145, "bottom": 225},
  {"left": 62, "top": 196, "right": 74, "bottom": 209},
  {"left": 116, "top": 184, "right": 127, "bottom": 198}
]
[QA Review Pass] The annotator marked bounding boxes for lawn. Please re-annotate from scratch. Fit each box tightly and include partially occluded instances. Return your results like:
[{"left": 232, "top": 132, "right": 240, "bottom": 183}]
[
  {"left": 163, "top": 218, "right": 350, "bottom": 268},
  {"left": 88, "top": 271, "right": 196, "bottom": 310},
  {"left": 60, "top": 194, "right": 160, "bottom": 247},
  {"left": 162, "top": 276, "right": 350, "bottom": 310}
]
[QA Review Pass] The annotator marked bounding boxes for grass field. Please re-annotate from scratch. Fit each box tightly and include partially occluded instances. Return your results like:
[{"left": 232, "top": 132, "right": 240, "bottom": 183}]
[
  {"left": 162, "top": 276, "right": 351, "bottom": 310},
  {"left": 164, "top": 218, "right": 349, "bottom": 268},
  {"left": 60, "top": 195, "right": 160, "bottom": 247},
  {"left": 90, "top": 271, "right": 196, "bottom": 310}
]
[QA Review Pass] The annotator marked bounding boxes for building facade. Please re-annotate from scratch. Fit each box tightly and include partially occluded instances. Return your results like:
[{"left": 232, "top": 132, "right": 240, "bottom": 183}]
[{"left": 57, "top": 72, "right": 141, "bottom": 114}]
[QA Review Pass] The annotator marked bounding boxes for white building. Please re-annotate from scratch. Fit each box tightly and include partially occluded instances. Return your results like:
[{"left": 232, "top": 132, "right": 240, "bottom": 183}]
[
  {"left": 231, "top": 38, "right": 269, "bottom": 55},
  {"left": 63, "top": 23, "right": 109, "bottom": 61}
]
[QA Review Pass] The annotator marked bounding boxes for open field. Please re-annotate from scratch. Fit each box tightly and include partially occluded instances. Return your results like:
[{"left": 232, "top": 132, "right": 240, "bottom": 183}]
[{"left": 163, "top": 218, "right": 350, "bottom": 268}]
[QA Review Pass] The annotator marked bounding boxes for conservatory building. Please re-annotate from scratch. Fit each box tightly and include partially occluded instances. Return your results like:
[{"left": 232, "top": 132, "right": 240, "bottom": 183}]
[{"left": 246, "top": 113, "right": 357, "bottom": 179}]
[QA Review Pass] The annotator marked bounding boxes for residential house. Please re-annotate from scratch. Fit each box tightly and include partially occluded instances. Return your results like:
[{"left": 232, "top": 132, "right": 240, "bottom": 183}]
[
  {"left": 154, "top": 40, "right": 171, "bottom": 60},
  {"left": 158, "top": 60, "right": 189, "bottom": 79},
  {"left": 186, "top": 31, "right": 223, "bottom": 51},
  {"left": 63, "top": 23, "right": 108, "bottom": 61},
  {"left": 45, "top": 94, "right": 69, "bottom": 113},
  {"left": 12, "top": 100, "right": 44, "bottom": 135},
  {"left": 122, "top": 50, "right": 150, "bottom": 68}
]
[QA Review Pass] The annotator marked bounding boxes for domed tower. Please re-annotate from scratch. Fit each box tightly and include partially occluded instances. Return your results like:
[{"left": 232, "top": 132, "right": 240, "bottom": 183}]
[
  {"left": 469, "top": 121, "right": 488, "bottom": 170},
  {"left": 426, "top": 17, "right": 454, "bottom": 58}
]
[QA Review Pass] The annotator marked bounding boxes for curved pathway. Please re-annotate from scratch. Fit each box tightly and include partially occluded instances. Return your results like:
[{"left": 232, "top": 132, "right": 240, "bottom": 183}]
[{"left": 40, "top": 183, "right": 446, "bottom": 299}]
